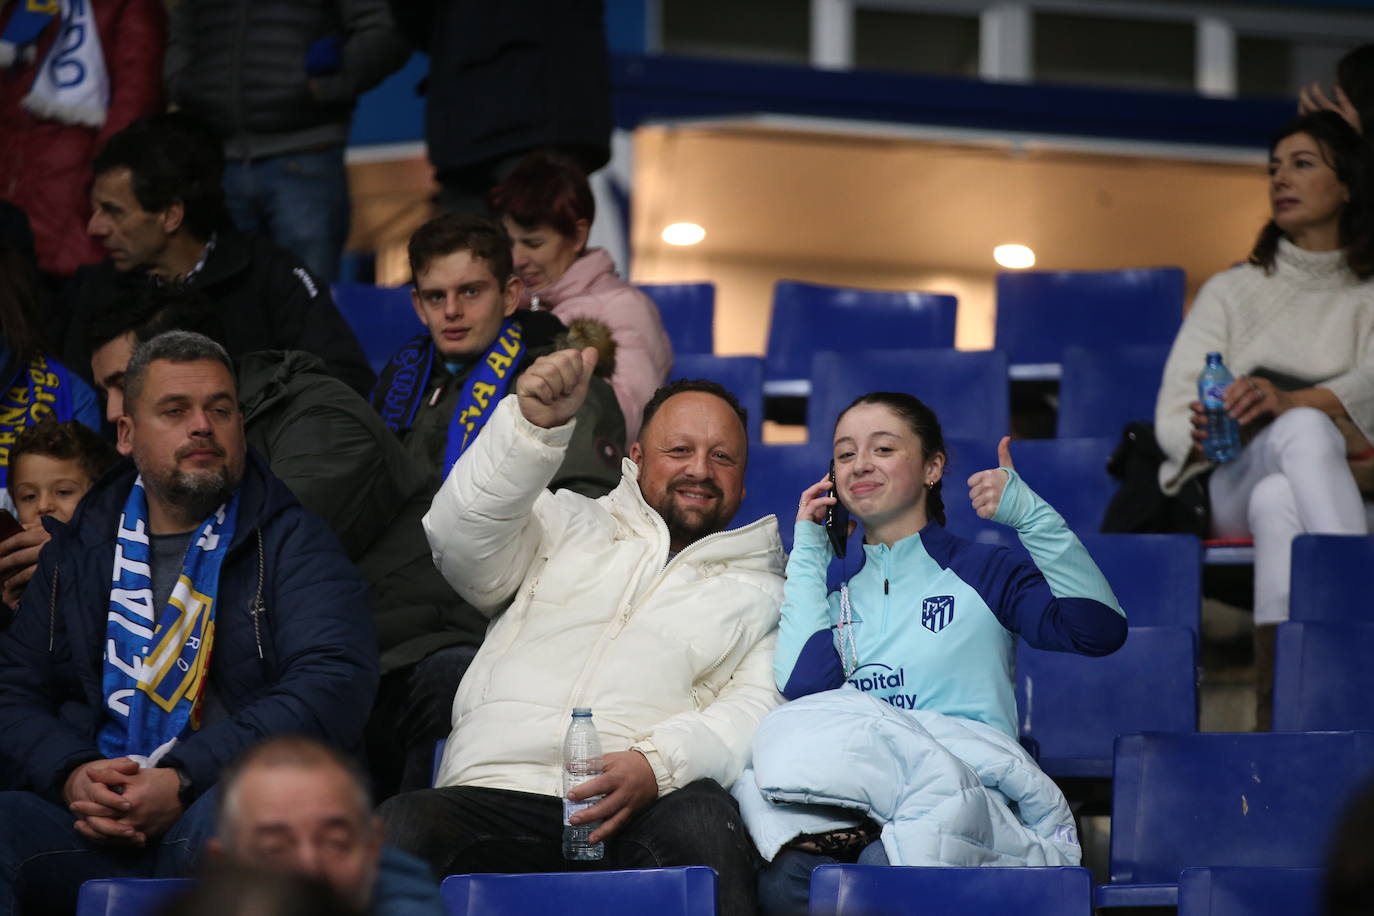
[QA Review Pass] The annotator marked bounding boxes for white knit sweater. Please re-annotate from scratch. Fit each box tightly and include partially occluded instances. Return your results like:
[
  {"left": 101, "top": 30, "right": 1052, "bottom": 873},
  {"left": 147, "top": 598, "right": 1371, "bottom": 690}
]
[{"left": 1155, "top": 239, "right": 1374, "bottom": 495}]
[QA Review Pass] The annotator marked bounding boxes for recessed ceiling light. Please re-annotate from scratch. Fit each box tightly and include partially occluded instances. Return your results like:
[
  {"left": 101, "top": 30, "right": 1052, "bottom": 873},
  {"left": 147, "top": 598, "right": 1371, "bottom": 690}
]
[
  {"left": 662, "top": 223, "right": 706, "bottom": 246},
  {"left": 994, "top": 244, "right": 1036, "bottom": 269}
]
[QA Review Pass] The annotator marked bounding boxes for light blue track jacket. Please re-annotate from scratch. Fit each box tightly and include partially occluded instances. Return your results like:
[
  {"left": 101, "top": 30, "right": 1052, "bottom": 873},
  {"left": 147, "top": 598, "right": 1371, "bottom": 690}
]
[{"left": 774, "top": 469, "right": 1127, "bottom": 738}]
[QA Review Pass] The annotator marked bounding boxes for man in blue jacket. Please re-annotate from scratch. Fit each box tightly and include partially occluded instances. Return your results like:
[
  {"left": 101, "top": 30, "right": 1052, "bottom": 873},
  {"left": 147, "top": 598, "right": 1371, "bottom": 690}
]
[{"left": 0, "top": 330, "right": 379, "bottom": 914}]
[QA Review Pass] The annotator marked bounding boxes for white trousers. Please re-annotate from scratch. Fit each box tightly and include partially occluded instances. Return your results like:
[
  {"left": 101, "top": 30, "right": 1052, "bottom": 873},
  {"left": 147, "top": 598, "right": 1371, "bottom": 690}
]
[{"left": 1209, "top": 407, "right": 1370, "bottom": 625}]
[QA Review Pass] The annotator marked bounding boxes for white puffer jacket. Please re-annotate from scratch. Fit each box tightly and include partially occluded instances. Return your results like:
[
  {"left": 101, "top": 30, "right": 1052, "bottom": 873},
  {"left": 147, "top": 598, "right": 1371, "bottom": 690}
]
[{"left": 424, "top": 395, "right": 786, "bottom": 797}]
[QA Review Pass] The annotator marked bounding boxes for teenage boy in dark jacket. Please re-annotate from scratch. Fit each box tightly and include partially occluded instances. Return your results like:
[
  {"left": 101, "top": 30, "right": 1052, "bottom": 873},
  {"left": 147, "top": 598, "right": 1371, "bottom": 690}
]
[{"left": 0, "top": 330, "right": 379, "bottom": 914}]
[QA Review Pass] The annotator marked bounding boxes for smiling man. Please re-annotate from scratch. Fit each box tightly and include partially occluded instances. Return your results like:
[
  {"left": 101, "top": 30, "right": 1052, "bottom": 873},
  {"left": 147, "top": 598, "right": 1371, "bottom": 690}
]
[
  {"left": 377, "top": 370, "right": 785, "bottom": 916},
  {"left": 361, "top": 213, "right": 624, "bottom": 800},
  {"left": 0, "top": 331, "right": 378, "bottom": 914}
]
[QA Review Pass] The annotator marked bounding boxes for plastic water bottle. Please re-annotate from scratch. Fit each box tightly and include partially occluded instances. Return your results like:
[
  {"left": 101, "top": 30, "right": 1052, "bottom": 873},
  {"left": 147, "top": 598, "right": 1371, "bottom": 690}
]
[
  {"left": 562, "top": 708, "right": 604, "bottom": 861},
  {"left": 1198, "top": 352, "right": 1241, "bottom": 463}
]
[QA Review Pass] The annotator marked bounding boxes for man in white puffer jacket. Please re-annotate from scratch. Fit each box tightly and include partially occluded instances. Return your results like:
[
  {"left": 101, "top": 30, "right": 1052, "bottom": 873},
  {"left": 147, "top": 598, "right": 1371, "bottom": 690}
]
[{"left": 378, "top": 348, "right": 785, "bottom": 916}]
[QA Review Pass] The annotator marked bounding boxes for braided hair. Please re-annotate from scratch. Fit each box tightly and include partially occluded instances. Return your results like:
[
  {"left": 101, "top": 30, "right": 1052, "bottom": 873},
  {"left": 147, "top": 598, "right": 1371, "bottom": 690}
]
[{"left": 835, "top": 391, "right": 948, "bottom": 526}]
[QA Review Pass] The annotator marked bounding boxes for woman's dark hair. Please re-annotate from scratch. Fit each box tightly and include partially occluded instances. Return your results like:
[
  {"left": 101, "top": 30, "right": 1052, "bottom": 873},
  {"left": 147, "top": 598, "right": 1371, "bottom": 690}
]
[
  {"left": 0, "top": 246, "right": 50, "bottom": 362},
  {"left": 1337, "top": 44, "right": 1374, "bottom": 131},
  {"left": 835, "top": 391, "right": 948, "bottom": 527},
  {"left": 1248, "top": 112, "right": 1374, "bottom": 279},
  {"left": 488, "top": 150, "right": 595, "bottom": 241}
]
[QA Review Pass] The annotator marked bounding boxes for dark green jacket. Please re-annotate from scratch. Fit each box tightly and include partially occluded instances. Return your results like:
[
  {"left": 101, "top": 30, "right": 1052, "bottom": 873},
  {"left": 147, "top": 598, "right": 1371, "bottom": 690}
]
[
  {"left": 360, "top": 311, "right": 625, "bottom": 672},
  {"left": 240, "top": 349, "right": 423, "bottom": 560}
]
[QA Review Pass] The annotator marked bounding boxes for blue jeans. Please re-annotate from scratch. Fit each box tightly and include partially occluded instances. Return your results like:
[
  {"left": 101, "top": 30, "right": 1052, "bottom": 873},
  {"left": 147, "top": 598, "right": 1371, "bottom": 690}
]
[
  {"left": 222, "top": 147, "right": 350, "bottom": 282},
  {"left": 0, "top": 788, "right": 218, "bottom": 916},
  {"left": 758, "top": 840, "right": 889, "bottom": 916}
]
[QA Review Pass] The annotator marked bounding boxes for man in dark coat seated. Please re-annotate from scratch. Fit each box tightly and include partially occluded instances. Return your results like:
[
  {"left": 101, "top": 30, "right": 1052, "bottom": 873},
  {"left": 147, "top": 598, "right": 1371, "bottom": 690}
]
[{"left": 0, "top": 330, "right": 379, "bottom": 913}]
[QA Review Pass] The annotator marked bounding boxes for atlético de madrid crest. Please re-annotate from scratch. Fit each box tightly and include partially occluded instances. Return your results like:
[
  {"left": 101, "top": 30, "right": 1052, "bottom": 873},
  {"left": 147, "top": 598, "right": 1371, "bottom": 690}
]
[{"left": 921, "top": 595, "right": 955, "bottom": 633}]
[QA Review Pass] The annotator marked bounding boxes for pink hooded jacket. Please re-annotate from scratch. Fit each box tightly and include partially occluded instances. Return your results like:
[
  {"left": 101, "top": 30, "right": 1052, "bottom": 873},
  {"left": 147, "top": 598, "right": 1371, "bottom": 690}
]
[{"left": 530, "top": 248, "right": 673, "bottom": 443}]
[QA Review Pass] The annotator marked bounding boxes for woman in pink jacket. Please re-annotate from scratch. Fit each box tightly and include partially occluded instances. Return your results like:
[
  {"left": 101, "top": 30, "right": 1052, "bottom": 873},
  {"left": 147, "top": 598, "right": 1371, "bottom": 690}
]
[{"left": 490, "top": 151, "right": 672, "bottom": 443}]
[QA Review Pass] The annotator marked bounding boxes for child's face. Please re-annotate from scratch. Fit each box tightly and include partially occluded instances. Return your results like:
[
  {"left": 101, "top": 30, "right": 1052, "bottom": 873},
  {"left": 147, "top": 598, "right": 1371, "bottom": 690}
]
[{"left": 9, "top": 454, "right": 93, "bottom": 526}]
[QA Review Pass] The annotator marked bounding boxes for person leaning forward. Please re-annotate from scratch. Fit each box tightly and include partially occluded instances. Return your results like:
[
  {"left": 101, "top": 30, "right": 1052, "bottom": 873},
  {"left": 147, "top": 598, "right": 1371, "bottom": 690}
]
[
  {"left": 0, "top": 331, "right": 379, "bottom": 914},
  {"left": 378, "top": 359, "right": 785, "bottom": 916}
]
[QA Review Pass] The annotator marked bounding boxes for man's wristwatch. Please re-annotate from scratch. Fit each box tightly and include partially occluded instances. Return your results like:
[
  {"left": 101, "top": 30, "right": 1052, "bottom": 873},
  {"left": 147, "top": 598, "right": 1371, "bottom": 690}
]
[{"left": 171, "top": 767, "right": 193, "bottom": 807}]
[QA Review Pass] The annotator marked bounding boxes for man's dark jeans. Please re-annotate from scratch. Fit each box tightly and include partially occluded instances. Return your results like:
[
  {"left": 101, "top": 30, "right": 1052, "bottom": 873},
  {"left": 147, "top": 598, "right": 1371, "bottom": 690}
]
[{"left": 378, "top": 779, "right": 759, "bottom": 916}]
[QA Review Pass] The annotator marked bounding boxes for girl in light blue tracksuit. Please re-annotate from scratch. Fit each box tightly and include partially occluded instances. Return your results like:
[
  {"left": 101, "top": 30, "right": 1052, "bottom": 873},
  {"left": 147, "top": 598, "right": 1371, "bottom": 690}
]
[{"left": 760, "top": 391, "right": 1128, "bottom": 915}]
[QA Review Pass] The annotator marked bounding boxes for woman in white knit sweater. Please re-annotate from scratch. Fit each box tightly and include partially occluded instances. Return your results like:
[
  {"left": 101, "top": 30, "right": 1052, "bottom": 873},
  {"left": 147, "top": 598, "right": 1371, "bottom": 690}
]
[{"left": 1156, "top": 112, "right": 1374, "bottom": 727}]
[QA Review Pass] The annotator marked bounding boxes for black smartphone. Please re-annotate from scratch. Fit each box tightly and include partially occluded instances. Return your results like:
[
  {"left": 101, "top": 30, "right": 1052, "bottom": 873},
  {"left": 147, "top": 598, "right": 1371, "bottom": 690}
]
[
  {"left": 825, "top": 460, "right": 849, "bottom": 559},
  {"left": 0, "top": 510, "right": 22, "bottom": 543}
]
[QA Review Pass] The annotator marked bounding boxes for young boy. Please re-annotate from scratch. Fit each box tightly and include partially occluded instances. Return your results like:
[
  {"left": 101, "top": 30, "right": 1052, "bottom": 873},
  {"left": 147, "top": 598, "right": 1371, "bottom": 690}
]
[{"left": 7, "top": 419, "right": 119, "bottom": 526}]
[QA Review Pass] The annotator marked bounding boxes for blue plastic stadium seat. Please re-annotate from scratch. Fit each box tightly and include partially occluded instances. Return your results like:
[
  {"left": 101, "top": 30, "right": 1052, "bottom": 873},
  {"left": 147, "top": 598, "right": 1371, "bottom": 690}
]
[
  {"left": 994, "top": 267, "right": 1184, "bottom": 373},
  {"left": 1275, "top": 622, "right": 1374, "bottom": 731},
  {"left": 440, "top": 867, "right": 717, "bottom": 916},
  {"left": 77, "top": 879, "right": 193, "bottom": 916},
  {"left": 1078, "top": 534, "right": 1202, "bottom": 630},
  {"left": 1177, "top": 867, "right": 1323, "bottom": 916},
  {"left": 1057, "top": 344, "right": 1171, "bottom": 438},
  {"left": 332, "top": 282, "right": 425, "bottom": 376},
  {"left": 1005, "top": 438, "right": 1117, "bottom": 536},
  {"left": 1016, "top": 626, "right": 1197, "bottom": 779},
  {"left": 1097, "top": 731, "right": 1374, "bottom": 908},
  {"left": 934, "top": 437, "right": 1016, "bottom": 550},
  {"left": 637, "top": 283, "right": 715, "bottom": 355},
  {"left": 734, "top": 441, "right": 832, "bottom": 553},
  {"left": 806, "top": 350, "right": 1008, "bottom": 445},
  {"left": 669, "top": 355, "right": 765, "bottom": 443},
  {"left": 765, "top": 281, "right": 956, "bottom": 395},
  {"left": 1289, "top": 534, "right": 1374, "bottom": 622},
  {"left": 808, "top": 864, "right": 1093, "bottom": 916}
]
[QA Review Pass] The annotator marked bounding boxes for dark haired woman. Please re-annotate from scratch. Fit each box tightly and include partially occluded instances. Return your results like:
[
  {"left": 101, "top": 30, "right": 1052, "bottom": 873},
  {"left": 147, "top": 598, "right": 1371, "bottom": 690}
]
[
  {"left": 757, "top": 392, "right": 1126, "bottom": 914},
  {"left": 489, "top": 151, "right": 671, "bottom": 442},
  {"left": 1154, "top": 113, "right": 1374, "bottom": 727}
]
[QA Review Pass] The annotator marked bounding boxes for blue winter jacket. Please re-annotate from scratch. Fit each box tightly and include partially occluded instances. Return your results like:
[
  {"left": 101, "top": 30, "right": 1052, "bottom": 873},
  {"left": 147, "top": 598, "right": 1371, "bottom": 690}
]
[{"left": 0, "top": 450, "right": 379, "bottom": 804}]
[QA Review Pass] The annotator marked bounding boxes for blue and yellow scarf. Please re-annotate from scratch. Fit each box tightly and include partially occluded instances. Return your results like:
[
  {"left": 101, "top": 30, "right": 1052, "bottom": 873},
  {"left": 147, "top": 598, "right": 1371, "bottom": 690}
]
[
  {"left": 372, "top": 319, "right": 525, "bottom": 478},
  {"left": 97, "top": 476, "right": 240, "bottom": 765},
  {"left": 0, "top": 351, "right": 76, "bottom": 490}
]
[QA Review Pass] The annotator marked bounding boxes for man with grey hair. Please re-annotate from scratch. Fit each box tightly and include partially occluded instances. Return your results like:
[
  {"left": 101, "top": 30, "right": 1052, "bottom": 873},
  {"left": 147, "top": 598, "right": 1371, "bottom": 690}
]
[
  {"left": 210, "top": 736, "right": 441, "bottom": 916},
  {"left": 0, "top": 331, "right": 379, "bottom": 914}
]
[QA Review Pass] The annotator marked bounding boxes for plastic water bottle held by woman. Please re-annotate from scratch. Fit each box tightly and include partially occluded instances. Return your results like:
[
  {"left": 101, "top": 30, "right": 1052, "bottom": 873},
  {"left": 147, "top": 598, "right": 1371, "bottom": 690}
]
[
  {"left": 1199, "top": 353, "right": 1241, "bottom": 463},
  {"left": 562, "top": 708, "right": 604, "bottom": 860}
]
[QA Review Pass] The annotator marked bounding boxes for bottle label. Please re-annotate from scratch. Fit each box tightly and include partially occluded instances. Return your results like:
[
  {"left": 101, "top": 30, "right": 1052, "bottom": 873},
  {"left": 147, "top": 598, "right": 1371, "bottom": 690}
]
[
  {"left": 563, "top": 797, "right": 601, "bottom": 826},
  {"left": 1200, "top": 382, "right": 1228, "bottom": 406}
]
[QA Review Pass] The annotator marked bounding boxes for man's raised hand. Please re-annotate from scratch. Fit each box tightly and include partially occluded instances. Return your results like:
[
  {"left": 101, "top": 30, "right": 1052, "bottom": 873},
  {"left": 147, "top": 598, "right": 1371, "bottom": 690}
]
[{"left": 516, "top": 347, "right": 598, "bottom": 430}]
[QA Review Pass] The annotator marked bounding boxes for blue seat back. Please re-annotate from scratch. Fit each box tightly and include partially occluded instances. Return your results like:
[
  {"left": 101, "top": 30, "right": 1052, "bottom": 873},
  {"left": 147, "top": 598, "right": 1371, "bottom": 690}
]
[
  {"left": 806, "top": 350, "right": 1008, "bottom": 445},
  {"left": 1177, "top": 867, "right": 1323, "bottom": 916},
  {"left": 332, "top": 282, "right": 425, "bottom": 376},
  {"left": 1275, "top": 622, "right": 1374, "bottom": 731},
  {"left": 938, "top": 436, "right": 1017, "bottom": 550},
  {"left": 1016, "top": 626, "right": 1197, "bottom": 779},
  {"left": 1109, "top": 731, "right": 1374, "bottom": 886},
  {"left": 638, "top": 283, "right": 715, "bottom": 355},
  {"left": 440, "top": 867, "right": 718, "bottom": 916},
  {"left": 1290, "top": 534, "right": 1374, "bottom": 622},
  {"left": 735, "top": 441, "right": 831, "bottom": 553},
  {"left": 1005, "top": 438, "right": 1117, "bottom": 535},
  {"left": 1079, "top": 534, "right": 1201, "bottom": 630},
  {"left": 808, "top": 864, "right": 1093, "bottom": 916},
  {"left": 766, "top": 281, "right": 956, "bottom": 385},
  {"left": 994, "top": 267, "right": 1184, "bottom": 367},
  {"left": 1057, "top": 344, "right": 1171, "bottom": 438},
  {"left": 77, "top": 879, "right": 193, "bottom": 916},
  {"left": 669, "top": 355, "right": 765, "bottom": 443}
]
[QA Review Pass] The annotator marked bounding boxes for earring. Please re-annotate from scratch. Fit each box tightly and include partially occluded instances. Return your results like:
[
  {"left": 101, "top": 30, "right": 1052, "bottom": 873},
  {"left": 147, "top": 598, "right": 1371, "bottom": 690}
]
[{"left": 925, "top": 480, "right": 934, "bottom": 488}]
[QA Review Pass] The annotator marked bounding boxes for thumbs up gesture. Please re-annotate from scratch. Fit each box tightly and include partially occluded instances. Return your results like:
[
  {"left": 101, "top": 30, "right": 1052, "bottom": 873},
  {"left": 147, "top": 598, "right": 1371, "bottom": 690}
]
[
  {"left": 967, "top": 436, "right": 1014, "bottom": 520},
  {"left": 516, "top": 347, "right": 598, "bottom": 429}
]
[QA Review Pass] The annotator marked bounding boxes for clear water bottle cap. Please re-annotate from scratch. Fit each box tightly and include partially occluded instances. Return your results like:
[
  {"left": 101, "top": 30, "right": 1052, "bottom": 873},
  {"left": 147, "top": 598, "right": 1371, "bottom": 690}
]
[{"left": 571, "top": 707, "right": 593, "bottom": 717}]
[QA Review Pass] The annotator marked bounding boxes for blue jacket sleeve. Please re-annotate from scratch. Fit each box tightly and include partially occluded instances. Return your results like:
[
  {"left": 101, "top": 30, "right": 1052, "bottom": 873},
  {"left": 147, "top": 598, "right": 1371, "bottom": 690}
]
[
  {"left": 161, "top": 511, "right": 380, "bottom": 797},
  {"left": 774, "top": 521, "right": 846, "bottom": 699},
  {"left": 966, "top": 470, "right": 1127, "bottom": 656}
]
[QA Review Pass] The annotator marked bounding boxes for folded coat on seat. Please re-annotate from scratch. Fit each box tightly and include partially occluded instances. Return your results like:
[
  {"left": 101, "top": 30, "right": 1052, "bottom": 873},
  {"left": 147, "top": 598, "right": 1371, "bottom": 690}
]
[{"left": 733, "top": 687, "right": 1081, "bottom": 867}]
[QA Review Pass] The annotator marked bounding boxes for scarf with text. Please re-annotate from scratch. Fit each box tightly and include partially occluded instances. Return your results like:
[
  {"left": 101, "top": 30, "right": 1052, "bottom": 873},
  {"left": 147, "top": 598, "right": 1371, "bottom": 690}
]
[
  {"left": 21, "top": 0, "right": 110, "bottom": 127},
  {"left": 98, "top": 476, "right": 240, "bottom": 765},
  {"left": 372, "top": 319, "right": 524, "bottom": 477},
  {"left": 0, "top": 351, "right": 77, "bottom": 490}
]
